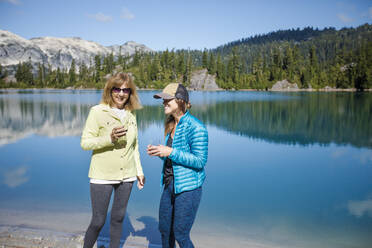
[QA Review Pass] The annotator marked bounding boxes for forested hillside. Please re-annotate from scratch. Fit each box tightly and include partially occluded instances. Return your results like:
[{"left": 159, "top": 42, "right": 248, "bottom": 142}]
[{"left": 1, "top": 24, "right": 371, "bottom": 90}]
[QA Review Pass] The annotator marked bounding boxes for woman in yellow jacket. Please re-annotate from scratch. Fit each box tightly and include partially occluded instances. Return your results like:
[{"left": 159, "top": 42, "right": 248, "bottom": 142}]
[{"left": 81, "top": 72, "right": 145, "bottom": 248}]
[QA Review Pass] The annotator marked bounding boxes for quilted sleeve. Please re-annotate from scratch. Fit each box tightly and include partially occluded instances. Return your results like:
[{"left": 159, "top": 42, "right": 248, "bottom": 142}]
[{"left": 168, "top": 125, "right": 208, "bottom": 170}]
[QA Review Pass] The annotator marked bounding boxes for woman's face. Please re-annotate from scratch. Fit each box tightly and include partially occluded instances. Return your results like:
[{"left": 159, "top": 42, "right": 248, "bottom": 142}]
[
  {"left": 163, "top": 98, "right": 179, "bottom": 115},
  {"left": 111, "top": 82, "right": 130, "bottom": 109}
]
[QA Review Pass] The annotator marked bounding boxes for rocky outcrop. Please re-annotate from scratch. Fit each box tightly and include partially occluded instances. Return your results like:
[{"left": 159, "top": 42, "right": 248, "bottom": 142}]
[
  {"left": 0, "top": 30, "right": 152, "bottom": 74},
  {"left": 271, "top": 79, "right": 299, "bottom": 91},
  {"left": 189, "top": 69, "right": 220, "bottom": 90}
]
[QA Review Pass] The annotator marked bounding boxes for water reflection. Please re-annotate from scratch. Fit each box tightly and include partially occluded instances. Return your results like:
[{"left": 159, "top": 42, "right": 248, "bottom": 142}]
[
  {"left": 348, "top": 197, "right": 372, "bottom": 218},
  {"left": 2, "top": 166, "right": 29, "bottom": 188},
  {"left": 0, "top": 90, "right": 371, "bottom": 248},
  {"left": 1, "top": 91, "right": 371, "bottom": 148},
  {"left": 0, "top": 98, "right": 90, "bottom": 145}
]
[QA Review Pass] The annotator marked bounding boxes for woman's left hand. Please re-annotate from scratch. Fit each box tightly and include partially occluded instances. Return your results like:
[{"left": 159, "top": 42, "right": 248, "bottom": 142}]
[
  {"left": 137, "top": 175, "right": 145, "bottom": 190},
  {"left": 147, "top": 145, "right": 172, "bottom": 157}
]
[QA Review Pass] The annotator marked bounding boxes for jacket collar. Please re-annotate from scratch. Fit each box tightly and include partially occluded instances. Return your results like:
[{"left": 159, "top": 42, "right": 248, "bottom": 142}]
[
  {"left": 165, "top": 111, "right": 189, "bottom": 142},
  {"left": 178, "top": 111, "right": 189, "bottom": 125},
  {"left": 98, "top": 103, "right": 133, "bottom": 122}
]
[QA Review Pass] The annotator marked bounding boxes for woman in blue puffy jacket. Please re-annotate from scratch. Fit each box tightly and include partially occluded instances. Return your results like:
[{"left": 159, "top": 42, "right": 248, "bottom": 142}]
[{"left": 147, "top": 83, "right": 208, "bottom": 248}]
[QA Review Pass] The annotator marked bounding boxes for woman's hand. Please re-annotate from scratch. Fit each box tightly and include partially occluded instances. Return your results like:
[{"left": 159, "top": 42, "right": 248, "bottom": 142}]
[
  {"left": 111, "top": 126, "right": 127, "bottom": 143},
  {"left": 137, "top": 175, "right": 145, "bottom": 190},
  {"left": 147, "top": 145, "right": 172, "bottom": 157}
]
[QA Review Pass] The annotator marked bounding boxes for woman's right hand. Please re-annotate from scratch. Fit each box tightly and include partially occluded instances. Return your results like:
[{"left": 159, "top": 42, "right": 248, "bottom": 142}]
[
  {"left": 111, "top": 126, "right": 127, "bottom": 143},
  {"left": 147, "top": 144, "right": 172, "bottom": 157}
]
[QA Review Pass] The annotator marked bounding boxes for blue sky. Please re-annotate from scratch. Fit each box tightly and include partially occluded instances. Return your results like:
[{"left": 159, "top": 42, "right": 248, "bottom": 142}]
[{"left": 0, "top": 0, "right": 371, "bottom": 51}]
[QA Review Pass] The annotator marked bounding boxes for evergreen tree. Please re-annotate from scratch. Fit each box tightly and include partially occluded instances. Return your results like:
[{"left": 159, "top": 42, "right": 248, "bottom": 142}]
[
  {"left": 176, "top": 51, "right": 185, "bottom": 81},
  {"left": 216, "top": 54, "right": 225, "bottom": 80},
  {"left": 132, "top": 50, "right": 141, "bottom": 67},
  {"left": 208, "top": 53, "right": 216, "bottom": 75},
  {"left": 185, "top": 52, "right": 193, "bottom": 85},
  {"left": 94, "top": 55, "right": 102, "bottom": 83},
  {"left": 79, "top": 61, "right": 88, "bottom": 83},
  {"left": 202, "top": 49, "right": 208, "bottom": 68},
  {"left": 56, "top": 68, "right": 65, "bottom": 88},
  {"left": 36, "top": 63, "right": 46, "bottom": 87},
  {"left": 0, "top": 64, "right": 8, "bottom": 87},
  {"left": 161, "top": 49, "right": 170, "bottom": 69},
  {"left": 69, "top": 59, "right": 76, "bottom": 85},
  {"left": 118, "top": 46, "right": 123, "bottom": 66},
  {"left": 15, "top": 60, "right": 34, "bottom": 86}
]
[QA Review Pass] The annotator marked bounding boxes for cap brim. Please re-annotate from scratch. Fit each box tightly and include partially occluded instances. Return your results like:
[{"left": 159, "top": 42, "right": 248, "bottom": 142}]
[{"left": 153, "top": 92, "right": 175, "bottom": 100}]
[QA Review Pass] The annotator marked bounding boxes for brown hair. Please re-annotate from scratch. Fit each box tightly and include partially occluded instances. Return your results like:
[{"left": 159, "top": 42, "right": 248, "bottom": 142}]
[
  {"left": 101, "top": 72, "right": 142, "bottom": 111},
  {"left": 164, "top": 99, "right": 192, "bottom": 137}
]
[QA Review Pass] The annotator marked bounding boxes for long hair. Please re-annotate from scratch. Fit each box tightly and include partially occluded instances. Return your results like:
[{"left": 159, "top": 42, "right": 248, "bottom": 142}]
[
  {"left": 101, "top": 72, "right": 142, "bottom": 111},
  {"left": 164, "top": 99, "right": 191, "bottom": 137}
]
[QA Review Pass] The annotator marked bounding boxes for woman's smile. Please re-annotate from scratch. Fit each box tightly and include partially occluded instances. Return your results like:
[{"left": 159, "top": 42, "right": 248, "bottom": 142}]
[{"left": 112, "top": 83, "right": 129, "bottom": 108}]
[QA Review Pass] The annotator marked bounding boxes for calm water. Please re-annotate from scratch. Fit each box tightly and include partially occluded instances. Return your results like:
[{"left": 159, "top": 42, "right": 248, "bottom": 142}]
[{"left": 0, "top": 89, "right": 372, "bottom": 248}]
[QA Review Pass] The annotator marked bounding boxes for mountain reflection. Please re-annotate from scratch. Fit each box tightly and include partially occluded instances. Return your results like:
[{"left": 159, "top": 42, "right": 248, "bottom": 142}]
[{"left": 0, "top": 92, "right": 371, "bottom": 148}]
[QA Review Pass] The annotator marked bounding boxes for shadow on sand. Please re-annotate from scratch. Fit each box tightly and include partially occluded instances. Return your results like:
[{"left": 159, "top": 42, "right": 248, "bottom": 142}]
[{"left": 97, "top": 212, "right": 161, "bottom": 248}]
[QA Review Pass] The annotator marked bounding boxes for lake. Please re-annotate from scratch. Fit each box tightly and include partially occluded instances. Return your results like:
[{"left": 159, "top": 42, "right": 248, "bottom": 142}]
[{"left": 0, "top": 89, "right": 371, "bottom": 248}]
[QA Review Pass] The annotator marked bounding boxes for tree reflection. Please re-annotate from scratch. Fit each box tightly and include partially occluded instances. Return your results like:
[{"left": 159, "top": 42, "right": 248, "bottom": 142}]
[{"left": 1, "top": 92, "right": 371, "bottom": 148}]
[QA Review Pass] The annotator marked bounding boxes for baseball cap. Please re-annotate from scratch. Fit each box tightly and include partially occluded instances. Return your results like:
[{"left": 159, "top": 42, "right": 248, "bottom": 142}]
[{"left": 153, "top": 83, "right": 189, "bottom": 103}]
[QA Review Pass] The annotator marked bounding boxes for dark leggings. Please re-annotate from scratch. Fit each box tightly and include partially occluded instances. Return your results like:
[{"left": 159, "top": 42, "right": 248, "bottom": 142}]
[{"left": 83, "top": 182, "right": 133, "bottom": 248}]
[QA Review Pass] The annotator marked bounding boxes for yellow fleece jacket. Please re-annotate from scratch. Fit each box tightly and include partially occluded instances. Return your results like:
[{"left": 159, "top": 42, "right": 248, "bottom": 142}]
[{"left": 81, "top": 104, "right": 144, "bottom": 180}]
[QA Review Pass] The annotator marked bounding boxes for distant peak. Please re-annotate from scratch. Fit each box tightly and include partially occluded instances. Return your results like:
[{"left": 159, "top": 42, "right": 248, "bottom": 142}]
[{"left": 124, "top": 41, "right": 139, "bottom": 45}]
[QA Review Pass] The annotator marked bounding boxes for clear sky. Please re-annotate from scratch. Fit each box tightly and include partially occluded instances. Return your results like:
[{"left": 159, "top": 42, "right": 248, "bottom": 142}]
[{"left": 0, "top": 0, "right": 371, "bottom": 51}]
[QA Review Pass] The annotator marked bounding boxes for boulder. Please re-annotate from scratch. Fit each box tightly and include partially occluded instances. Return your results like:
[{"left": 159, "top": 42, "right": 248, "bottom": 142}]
[
  {"left": 189, "top": 69, "right": 220, "bottom": 90},
  {"left": 271, "top": 79, "right": 299, "bottom": 91}
]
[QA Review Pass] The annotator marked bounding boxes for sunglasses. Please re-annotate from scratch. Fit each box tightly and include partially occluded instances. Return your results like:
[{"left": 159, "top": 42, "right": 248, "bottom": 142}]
[{"left": 112, "top": 87, "right": 131, "bottom": 94}]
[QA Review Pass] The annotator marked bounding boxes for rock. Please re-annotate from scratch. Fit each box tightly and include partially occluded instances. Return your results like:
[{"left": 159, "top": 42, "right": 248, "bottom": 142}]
[
  {"left": 324, "top": 86, "right": 336, "bottom": 91},
  {"left": 271, "top": 79, "right": 299, "bottom": 91},
  {"left": 189, "top": 69, "right": 220, "bottom": 90},
  {"left": 4, "top": 75, "right": 16, "bottom": 83}
]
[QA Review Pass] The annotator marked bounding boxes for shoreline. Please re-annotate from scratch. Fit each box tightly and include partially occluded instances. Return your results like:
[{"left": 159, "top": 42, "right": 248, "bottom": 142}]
[
  {"left": 0, "top": 224, "right": 279, "bottom": 248},
  {"left": 0, "top": 225, "right": 160, "bottom": 248},
  {"left": 1, "top": 87, "right": 372, "bottom": 92},
  {"left": 0, "top": 207, "right": 280, "bottom": 248}
]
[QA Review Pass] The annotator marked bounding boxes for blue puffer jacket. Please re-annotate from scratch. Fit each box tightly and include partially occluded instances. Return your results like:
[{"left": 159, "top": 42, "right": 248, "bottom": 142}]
[{"left": 161, "top": 111, "right": 208, "bottom": 194}]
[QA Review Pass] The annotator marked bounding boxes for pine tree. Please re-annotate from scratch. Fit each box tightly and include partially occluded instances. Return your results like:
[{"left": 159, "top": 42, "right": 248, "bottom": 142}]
[
  {"left": 79, "top": 62, "right": 88, "bottom": 83},
  {"left": 283, "top": 45, "right": 294, "bottom": 80},
  {"left": 208, "top": 53, "right": 216, "bottom": 75},
  {"left": 36, "top": 63, "right": 46, "bottom": 87},
  {"left": 185, "top": 51, "right": 193, "bottom": 85},
  {"left": 94, "top": 55, "right": 102, "bottom": 83},
  {"left": 176, "top": 51, "right": 185, "bottom": 77},
  {"left": 15, "top": 60, "right": 34, "bottom": 86},
  {"left": 56, "top": 68, "right": 65, "bottom": 88},
  {"left": 161, "top": 49, "right": 170, "bottom": 69},
  {"left": 118, "top": 46, "right": 123, "bottom": 66},
  {"left": 202, "top": 49, "right": 208, "bottom": 68},
  {"left": 216, "top": 54, "right": 225, "bottom": 80},
  {"left": 132, "top": 50, "right": 141, "bottom": 67},
  {"left": 69, "top": 59, "right": 76, "bottom": 85},
  {"left": 0, "top": 64, "right": 8, "bottom": 87}
]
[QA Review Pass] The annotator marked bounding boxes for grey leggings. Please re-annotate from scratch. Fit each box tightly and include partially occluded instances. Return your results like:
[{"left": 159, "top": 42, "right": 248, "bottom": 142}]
[{"left": 83, "top": 182, "right": 133, "bottom": 248}]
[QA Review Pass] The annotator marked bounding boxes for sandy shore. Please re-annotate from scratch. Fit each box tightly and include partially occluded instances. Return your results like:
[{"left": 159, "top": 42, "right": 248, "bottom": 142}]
[
  {"left": 0, "top": 225, "right": 85, "bottom": 248},
  {"left": 0, "top": 225, "right": 280, "bottom": 248},
  {"left": 0, "top": 208, "right": 281, "bottom": 248},
  {"left": 0, "top": 225, "right": 162, "bottom": 248}
]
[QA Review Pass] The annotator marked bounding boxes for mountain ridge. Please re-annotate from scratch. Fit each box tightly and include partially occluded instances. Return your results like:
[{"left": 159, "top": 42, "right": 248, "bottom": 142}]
[{"left": 0, "top": 30, "right": 153, "bottom": 72}]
